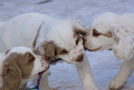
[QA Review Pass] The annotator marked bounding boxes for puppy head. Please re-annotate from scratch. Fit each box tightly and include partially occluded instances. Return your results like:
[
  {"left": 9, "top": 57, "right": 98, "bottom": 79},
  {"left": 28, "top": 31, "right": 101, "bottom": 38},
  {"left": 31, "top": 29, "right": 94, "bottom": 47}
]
[
  {"left": 112, "top": 24, "right": 134, "bottom": 60},
  {"left": 1, "top": 47, "right": 49, "bottom": 89},
  {"left": 40, "top": 19, "right": 88, "bottom": 64},
  {"left": 84, "top": 12, "right": 120, "bottom": 51}
]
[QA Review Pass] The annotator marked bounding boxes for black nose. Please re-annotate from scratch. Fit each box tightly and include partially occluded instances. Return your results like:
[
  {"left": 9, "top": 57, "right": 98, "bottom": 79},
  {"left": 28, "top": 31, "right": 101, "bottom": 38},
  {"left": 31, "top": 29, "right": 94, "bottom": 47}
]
[{"left": 76, "top": 55, "right": 84, "bottom": 62}]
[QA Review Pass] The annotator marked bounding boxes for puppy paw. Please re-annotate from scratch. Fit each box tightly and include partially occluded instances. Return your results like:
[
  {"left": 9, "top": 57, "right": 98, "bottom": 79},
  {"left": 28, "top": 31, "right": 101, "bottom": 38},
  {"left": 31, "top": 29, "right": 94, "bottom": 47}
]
[{"left": 109, "top": 78, "right": 127, "bottom": 90}]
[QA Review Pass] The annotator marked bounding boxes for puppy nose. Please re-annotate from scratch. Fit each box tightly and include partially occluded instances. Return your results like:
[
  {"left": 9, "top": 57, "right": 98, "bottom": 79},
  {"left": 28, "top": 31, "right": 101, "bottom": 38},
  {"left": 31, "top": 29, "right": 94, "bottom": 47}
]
[{"left": 76, "top": 55, "right": 84, "bottom": 62}]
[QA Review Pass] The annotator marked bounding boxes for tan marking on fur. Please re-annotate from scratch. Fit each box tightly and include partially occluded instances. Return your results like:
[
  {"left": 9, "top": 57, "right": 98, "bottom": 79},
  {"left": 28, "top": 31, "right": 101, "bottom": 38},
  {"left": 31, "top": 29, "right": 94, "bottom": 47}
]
[
  {"left": 1, "top": 52, "right": 35, "bottom": 90},
  {"left": 103, "top": 32, "right": 112, "bottom": 38},
  {"left": 73, "top": 33, "right": 79, "bottom": 38},
  {"left": 33, "top": 22, "right": 44, "bottom": 48},
  {"left": 73, "top": 33, "right": 81, "bottom": 45},
  {"left": 114, "top": 36, "right": 120, "bottom": 44},
  {"left": 76, "top": 37, "right": 81, "bottom": 45},
  {"left": 93, "top": 28, "right": 112, "bottom": 38},
  {"left": 33, "top": 48, "right": 41, "bottom": 55},
  {"left": 41, "top": 41, "right": 56, "bottom": 60},
  {"left": 56, "top": 46, "right": 68, "bottom": 55},
  {"left": 73, "top": 27, "right": 89, "bottom": 37},
  {"left": 33, "top": 41, "right": 56, "bottom": 60},
  {"left": 34, "top": 40, "right": 68, "bottom": 61}
]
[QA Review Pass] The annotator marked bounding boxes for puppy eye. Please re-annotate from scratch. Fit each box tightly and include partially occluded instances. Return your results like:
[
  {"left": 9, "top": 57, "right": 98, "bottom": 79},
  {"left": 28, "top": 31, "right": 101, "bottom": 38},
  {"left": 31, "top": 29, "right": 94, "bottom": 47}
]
[
  {"left": 92, "top": 29, "right": 101, "bottom": 37},
  {"left": 61, "top": 49, "right": 68, "bottom": 54}
]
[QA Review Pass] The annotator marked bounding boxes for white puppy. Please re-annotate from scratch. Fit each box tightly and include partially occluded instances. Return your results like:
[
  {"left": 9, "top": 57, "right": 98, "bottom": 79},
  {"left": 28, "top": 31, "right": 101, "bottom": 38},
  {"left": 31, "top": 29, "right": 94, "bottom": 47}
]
[
  {"left": 0, "top": 46, "right": 49, "bottom": 90},
  {"left": 84, "top": 12, "right": 134, "bottom": 90},
  {"left": 0, "top": 13, "right": 97, "bottom": 90}
]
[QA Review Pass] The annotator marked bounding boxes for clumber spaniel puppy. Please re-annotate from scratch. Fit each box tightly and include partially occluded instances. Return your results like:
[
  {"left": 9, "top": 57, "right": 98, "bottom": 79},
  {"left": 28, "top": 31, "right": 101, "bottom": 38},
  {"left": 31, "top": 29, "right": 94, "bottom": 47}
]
[
  {"left": 0, "top": 13, "right": 97, "bottom": 90},
  {"left": 0, "top": 46, "right": 49, "bottom": 90},
  {"left": 84, "top": 12, "right": 134, "bottom": 90}
]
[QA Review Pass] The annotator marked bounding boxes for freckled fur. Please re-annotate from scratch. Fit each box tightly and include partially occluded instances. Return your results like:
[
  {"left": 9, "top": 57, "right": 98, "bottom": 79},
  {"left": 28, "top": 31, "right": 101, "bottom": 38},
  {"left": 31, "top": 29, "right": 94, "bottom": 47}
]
[
  {"left": 0, "top": 13, "right": 97, "bottom": 90},
  {"left": 84, "top": 12, "right": 134, "bottom": 90},
  {"left": 0, "top": 47, "right": 49, "bottom": 89}
]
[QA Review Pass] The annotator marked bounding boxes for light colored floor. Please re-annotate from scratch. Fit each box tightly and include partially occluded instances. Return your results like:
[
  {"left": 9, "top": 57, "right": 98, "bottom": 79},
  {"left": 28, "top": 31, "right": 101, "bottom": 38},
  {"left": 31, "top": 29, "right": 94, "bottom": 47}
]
[{"left": 0, "top": 0, "right": 134, "bottom": 90}]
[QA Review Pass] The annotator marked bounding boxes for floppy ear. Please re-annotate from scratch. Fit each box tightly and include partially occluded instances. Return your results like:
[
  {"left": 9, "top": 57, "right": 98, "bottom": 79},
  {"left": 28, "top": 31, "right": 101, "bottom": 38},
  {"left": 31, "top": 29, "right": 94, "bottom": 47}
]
[
  {"left": 25, "top": 52, "right": 35, "bottom": 64},
  {"left": 41, "top": 41, "right": 56, "bottom": 60},
  {"left": 73, "top": 20, "right": 89, "bottom": 37},
  {"left": 112, "top": 24, "right": 134, "bottom": 60},
  {"left": 1, "top": 62, "right": 22, "bottom": 90}
]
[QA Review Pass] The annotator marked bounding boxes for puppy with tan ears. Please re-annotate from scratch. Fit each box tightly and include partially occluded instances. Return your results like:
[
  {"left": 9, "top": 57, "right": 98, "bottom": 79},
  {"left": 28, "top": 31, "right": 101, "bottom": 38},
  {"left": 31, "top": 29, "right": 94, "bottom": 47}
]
[
  {"left": 0, "top": 13, "right": 97, "bottom": 90},
  {"left": 83, "top": 12, "right": 134, "bottom": 90},
  {"left": 0, "top": 46, "right": 49, "bottom": 90}
]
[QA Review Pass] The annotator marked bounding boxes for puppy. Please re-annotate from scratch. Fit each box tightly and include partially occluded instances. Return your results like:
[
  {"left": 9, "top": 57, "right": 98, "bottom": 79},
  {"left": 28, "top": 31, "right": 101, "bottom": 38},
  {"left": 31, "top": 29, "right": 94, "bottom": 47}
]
[
  {"left": 0, "top": 13, "right": 97, "bottom": 90},
  {"left": 0, "top": 46, "right": 49, "bottom": 90},
  {"left": 84, "top": 12, "right": 134, "bottom": 90}
]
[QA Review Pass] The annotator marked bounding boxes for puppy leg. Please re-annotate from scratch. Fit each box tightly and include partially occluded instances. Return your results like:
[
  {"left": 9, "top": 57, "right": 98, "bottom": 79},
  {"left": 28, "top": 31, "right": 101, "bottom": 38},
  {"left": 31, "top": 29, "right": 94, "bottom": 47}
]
[
  {"left": 109, "top": 58, "right": 134, "bottom": 90},
  {"left": 75, "top": 56, "right": 97, "bottom": 90},
  {"left": 39, "top": 71, "right": 56, "bottom": 90}
]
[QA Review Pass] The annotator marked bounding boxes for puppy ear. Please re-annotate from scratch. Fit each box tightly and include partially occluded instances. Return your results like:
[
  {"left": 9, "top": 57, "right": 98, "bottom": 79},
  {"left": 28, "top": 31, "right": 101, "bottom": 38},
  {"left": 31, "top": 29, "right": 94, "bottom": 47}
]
[
  {"left": 1, "top": 62, "right": 22, "bottom": 90},
  {"left": 112, "top": 24, "right": 134, "bottom": 60},
  {"left": 25, "top": 52, "right": 35, "bottom": 63},
  {"left": 41, "top": 41, "right": 56, "bottom": 60},
  {"left": 73, "top": 20, "right": 89, "bottom": 37}
]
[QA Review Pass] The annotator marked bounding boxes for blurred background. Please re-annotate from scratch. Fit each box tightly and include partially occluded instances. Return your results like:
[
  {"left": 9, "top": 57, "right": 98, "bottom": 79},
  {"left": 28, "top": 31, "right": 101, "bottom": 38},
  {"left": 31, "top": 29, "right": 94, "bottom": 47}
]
[
  {"left": 0, "top": 0, "right": 134, "bottom": 27},
  {"left": 0, "top": 0, "right": 134, "bottom": 90}
]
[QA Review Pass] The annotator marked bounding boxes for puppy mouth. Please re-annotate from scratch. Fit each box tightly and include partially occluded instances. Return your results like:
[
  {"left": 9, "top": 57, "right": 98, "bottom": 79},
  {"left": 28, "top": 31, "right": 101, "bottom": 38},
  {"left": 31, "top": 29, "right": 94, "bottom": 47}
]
[{"left": 85, "top": 47, "right": 101, "bottom": 52}]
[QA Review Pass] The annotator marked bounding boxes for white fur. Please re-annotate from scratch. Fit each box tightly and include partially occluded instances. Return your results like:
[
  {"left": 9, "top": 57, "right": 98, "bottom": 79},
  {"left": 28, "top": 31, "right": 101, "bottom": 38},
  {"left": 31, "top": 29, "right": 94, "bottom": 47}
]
[
  {"left": 112, "top": 24, "right": 134, "bottom": 60},
  {"left": 36, "top": 19, "right": 85, "bottom": 64},
  {"left": 0, "top": 13, "right": 97, "bottom": 90},
  {"left": 0, "top": 13, "right": 85, "bottom": 64},
  {"left": 84, "top": 12, "right": 134, "bottom": 90},
  {"left": 0, "top": 46, "right": 49, "bottom": 88}
]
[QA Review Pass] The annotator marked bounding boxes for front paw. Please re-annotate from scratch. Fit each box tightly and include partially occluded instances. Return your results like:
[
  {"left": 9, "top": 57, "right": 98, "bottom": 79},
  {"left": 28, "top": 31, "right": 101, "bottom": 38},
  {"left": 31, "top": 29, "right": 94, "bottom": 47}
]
[{"left": 109, "top": 78, "right": 127, "bottom": 90}]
